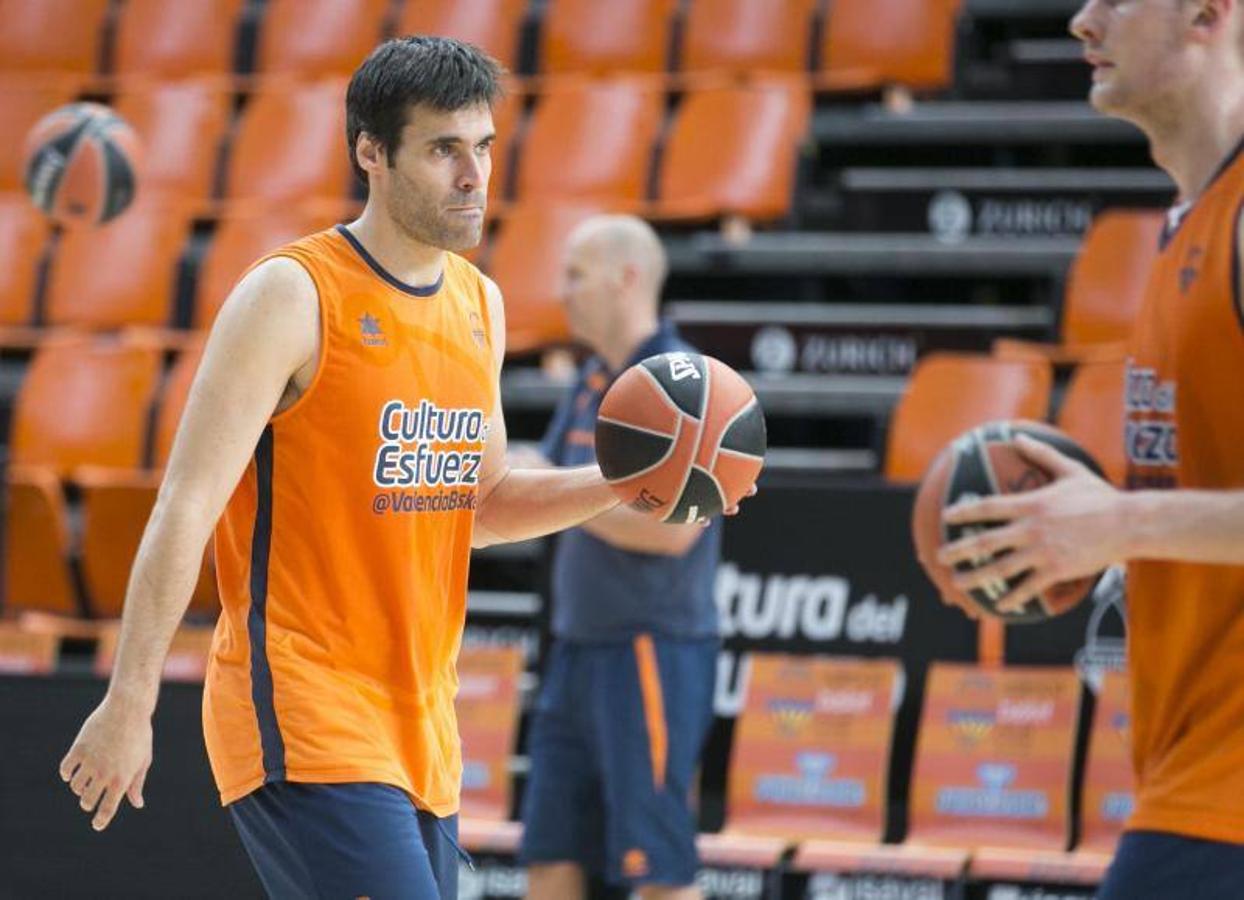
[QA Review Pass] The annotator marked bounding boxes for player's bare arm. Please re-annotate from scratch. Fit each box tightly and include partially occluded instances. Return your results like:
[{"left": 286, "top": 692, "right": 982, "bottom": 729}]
[
  {"left": 58, "top": 257, "right": 320, "bottom": 831},
  {"left": 472, "top": 277, "right": 620, "bottom": 548}
]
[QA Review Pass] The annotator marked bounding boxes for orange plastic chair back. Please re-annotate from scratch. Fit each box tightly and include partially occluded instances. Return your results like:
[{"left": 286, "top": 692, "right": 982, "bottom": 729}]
[
  {"left": 113, "top": 0, "right": 243, "bottom": 79},
  {"left": 909, "top": 663, "right": 1081, "bottom": 851},
  {"left": 0, "top": 77, "right": 83, "bottom": 191},
  {"left": 486, "top": 203, "right": 601, "bottom": 353},
  {"left": 114, "top": 79, "right": 232, "bottom": 204},
  {"left": 396, "top": 0, "right": 528, "bottom": 69},
  {"left": 541, "top": 0, "right": 677, "bottom": 74},
  {"left": 0, "top": 196, "right": 50, "bottom": 327},
  {"left": 257, "top": 0, "right": 388, "bottom": 78},
  {"left": 516, "top": 77, "right": 663, "bottom": 206},
  {"left": 1063, "top": 209, "right": 1165, "bottom": 346},
  {"left": 725, "top": 653, "right": 901, "bottom": 841},
  {"left": 656, "top": 78, "right": 810, "bottom": 221},
  {"left": 44, "top": 202, "right": 190, "bottom": 329},
  {"left": 0, "top": 0, "right": 109, "bottom": 76},
  {"left": 821, "top": 0, "right": 959, "bottom": 92},
  {"left": 226, "top": 80, "right": 351, "bottom": 207},
  {"left": 885, "top": 353, "right": 1053, "bottom": 482},
  {"left": 4, "top": 466, "right": 77, "bottom": 616},
  {"left": 11, "top": 335, "right": 163, "bottom": 474},
  {"left": 681, "top": 0, "right": 817, "bottom": 77}
]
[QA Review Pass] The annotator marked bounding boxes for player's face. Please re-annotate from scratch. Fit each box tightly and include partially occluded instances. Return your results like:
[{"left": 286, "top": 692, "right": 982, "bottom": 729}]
[
  {"left": 1071, "top": 0, "right": 1189, "bottom": 119},
  {"left": 382, "top": 102, "right": 494, "bottom": 252},
  {"left": 562, "top": 237, "right": 622, "bottom": 350}
]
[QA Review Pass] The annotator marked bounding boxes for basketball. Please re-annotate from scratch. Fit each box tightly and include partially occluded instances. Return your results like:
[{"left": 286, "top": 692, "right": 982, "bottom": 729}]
[
  {"left": 595, "top": 352, "right": 766, "bottom": 523},
  {"left": 22, "top": 102, "right": 141, "bottom": 227},
  {"left": 911, "top": 420, "right": 1105, "bottom": 623}
]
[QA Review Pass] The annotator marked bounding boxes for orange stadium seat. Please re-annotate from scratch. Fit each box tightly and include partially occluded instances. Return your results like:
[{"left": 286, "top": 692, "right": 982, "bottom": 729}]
[
  {"left": 0, "top": 77, "right": 83, "bottom": 191},
  {"left": 195, "top": 206, "right": 340, "bottom": 329},
  {"left": 698, "top": 654, "right": 902, "bottom": 872},
  {"left": 455, "top": 645, "right": 526, "bottom": 853},
  {"left": 0, "top": 0, "right": 109, "bottom": 77},
  {"left": 256, "top": 0, "right": 389, "bottom": 79},
  {"left": 0, "top": 195, "right": 50, "bottom": 343},
  {"left": 395, "top": 0, "right": 528, "bottom": 70},
  {"left": 113, "top": 80, "right": 232, "bottom": 206},
  {"left": 655, "top": 79, "right": 810, "bottom": 222},
  {"left": 225, "top": 80, "right": 351, "bottom": 210},
  {"left": 43, "top": 202, "right": 190, "bottom": 331},
  {"left": 680, "top": 0, "right": 817, "bottom": 79},
  {"left": 911, "top": 663, "right": 1079, "bottom": 849},
  {"left": 0, "top": 621, "right": 60, "bottom": 674},
  {"left": 1062, "top": 210, "right": 1164, "bottom": 346},
  {"left": 10, "top": 334, "right": 164, "bottom": 476},
  {"left": 4, "top": 466, "right": 78, "bottom": 618},
  {"left": 79, "top": 343, "right": 218, "bottom": 619},
  {"left": 515, "top": 77, "right": 663, "bottom": 207},
  {"left": 819, "top": 0, "right": 960, "bottom": 93},
  {"left": 996, "top": 209, "right": 1165, "bottom": 363},
  {"left": 540, "top": 0, "right": 677, "bottom": 75},
  {"left": 485, "top": 203, "right": 601, "bottom": 353},
  {"left": 112, "top": 0, "right": 244, "bottom": 81},
  {"left": 884, "top": 353, "right": 1052, "bottom": 482},
  {"left": 1058, "top": 358, "right": 1128, "bottom": 486}
]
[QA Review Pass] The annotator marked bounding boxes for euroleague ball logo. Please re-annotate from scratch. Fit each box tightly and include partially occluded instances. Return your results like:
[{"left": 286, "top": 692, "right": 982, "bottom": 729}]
[{"left": 667, "top": 353, "right": 702, "bottom": 382}]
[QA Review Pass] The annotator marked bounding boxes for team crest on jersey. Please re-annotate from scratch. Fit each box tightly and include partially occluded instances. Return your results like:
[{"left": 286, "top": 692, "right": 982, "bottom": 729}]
[
  {"left": 469, "top": 311, "right": 487, "bottom": 350},
  {"left": 1179, "top": 246, "right": 1203, "bottom": 295},
  {"left": 359, "top": 312, "right": 387, "bottom": 347}
]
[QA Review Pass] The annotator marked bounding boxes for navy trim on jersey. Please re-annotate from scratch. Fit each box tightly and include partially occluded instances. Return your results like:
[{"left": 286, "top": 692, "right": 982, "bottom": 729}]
[
  {"left": 248, "top": 425, "right": 286, "bottom": 782},
  {"left": 334, "top": 224, "right": 443, "bottom": 297}
]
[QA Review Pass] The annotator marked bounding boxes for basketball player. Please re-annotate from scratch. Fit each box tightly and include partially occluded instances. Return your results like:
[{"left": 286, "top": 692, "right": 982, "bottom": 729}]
[
  {"left": 938, "top": 1, "right": 1244, "bottom": 896},
  {"left": 56, "top": 37, "right": 636, "bottom": 899},
  {"left": 514, "top": 216, "right": 720, "bottom": 900}
]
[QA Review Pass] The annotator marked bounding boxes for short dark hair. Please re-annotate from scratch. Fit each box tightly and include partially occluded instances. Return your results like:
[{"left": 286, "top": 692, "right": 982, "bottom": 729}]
[{"left": 346, "top": 36, "right": 504, "bottom": 184}]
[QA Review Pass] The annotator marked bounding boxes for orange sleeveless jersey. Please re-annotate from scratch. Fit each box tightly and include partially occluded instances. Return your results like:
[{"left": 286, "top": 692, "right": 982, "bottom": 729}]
[
  {"left": 202, "top": 226, "right": 495, "bottom": 814},
  {"left": 1124, "top": 142, "right": 1244, "bottom": 844}
]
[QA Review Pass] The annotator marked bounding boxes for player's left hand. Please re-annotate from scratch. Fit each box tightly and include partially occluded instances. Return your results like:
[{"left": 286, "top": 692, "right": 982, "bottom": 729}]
[{"left": 935, "top": 434, "right": 1129, "bottom": 614}]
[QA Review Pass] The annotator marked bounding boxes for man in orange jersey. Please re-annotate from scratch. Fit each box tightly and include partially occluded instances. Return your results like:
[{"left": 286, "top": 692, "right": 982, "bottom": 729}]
[
  {"left": 939, "top": 2, "right": 1244, "bottom": 896},
  {"left": 54, "top": 37, "right": 714, "bottom": 899}
]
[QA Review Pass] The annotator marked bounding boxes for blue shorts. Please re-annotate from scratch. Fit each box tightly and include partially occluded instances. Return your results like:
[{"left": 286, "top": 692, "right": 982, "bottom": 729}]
[
  {"left": 519, "top": 634, "right": 718, "bottom": 887},
  {"left": 229, "top": 781, "right": 467, "bottom": 900},
  {"left": 1097, "top": 830, "right": 1244, "bottom": 899}
]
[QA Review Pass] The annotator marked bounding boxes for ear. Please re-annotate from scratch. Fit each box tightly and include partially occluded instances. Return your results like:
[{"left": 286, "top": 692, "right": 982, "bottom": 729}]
[
  {"left": 354, "top": 132, "right": 387, "bottom": 178},
  {"left": 1188, "top": 0, "right": 1229, "bottom": 35}
]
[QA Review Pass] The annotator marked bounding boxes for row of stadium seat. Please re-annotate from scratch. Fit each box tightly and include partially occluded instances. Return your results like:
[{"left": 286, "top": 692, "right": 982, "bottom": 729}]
[
  {"left": 0, "top": 198, "right": 1165, "bottom": 357},
  {"left": 0, "top": 75, "right": 810, "bottom": 220},
  {"left": 1, "top": 0, "right": 958, "bottom": 91},
  {"left": 0, "top": 630, "right": 1132, "bottom": 889},
  {"left": 1, "top": 342, "right": 1125, "bottom": 624}
]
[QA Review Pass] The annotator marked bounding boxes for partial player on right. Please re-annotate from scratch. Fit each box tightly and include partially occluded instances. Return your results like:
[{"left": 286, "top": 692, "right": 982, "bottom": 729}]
[{"left": 937, "top": 1, "right": 1244, "bottom": 897}]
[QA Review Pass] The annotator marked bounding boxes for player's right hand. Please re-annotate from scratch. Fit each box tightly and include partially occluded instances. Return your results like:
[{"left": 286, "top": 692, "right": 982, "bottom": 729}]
[{"left": 59, "top": 698, "right": 153, "bottom": 831}]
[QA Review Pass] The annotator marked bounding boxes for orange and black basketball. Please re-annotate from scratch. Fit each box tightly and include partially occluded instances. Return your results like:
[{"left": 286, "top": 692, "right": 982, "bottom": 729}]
[
  {"left": 22, "top": 102, "right": 141, "bottom": 227},
  {"left": 912, "top": 420, "right": 1105, "bottom": 623},
  {"left": 596, "top": 352, "right": 766, "bottom": 523}
]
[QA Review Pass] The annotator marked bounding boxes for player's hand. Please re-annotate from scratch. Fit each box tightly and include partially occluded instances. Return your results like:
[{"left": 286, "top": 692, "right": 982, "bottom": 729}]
[
  {"left": 935, "top": 435, "right": 1129, "bottom": 614},
  {"left": 59, "top": 697, "right": 153, "bottom": 831},
  {"left": 720, "top": 483, "right": 758, "bottom": 519}
]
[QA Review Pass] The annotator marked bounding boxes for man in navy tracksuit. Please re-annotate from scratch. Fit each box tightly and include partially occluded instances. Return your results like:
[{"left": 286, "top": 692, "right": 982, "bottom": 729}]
[{"left": 518, "top": 215, "right": 720, "bottom": 900}]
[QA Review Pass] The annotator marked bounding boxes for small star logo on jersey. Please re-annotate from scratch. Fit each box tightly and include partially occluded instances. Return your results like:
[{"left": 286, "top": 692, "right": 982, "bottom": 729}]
[
  {"left": 1179, "top": 246, "right": 1203, "bottom": 295},
  {"left": 359, "top": 312, "right": 387, "bottom": 347}
]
